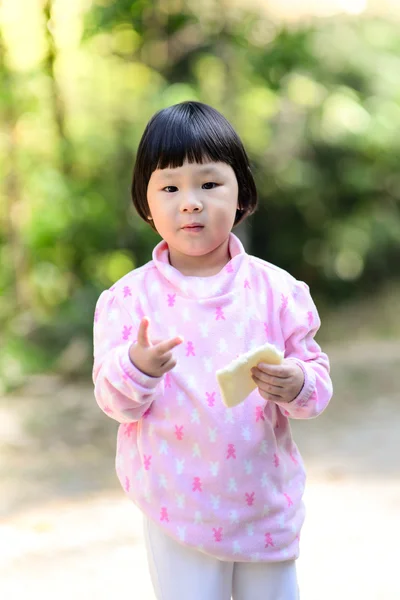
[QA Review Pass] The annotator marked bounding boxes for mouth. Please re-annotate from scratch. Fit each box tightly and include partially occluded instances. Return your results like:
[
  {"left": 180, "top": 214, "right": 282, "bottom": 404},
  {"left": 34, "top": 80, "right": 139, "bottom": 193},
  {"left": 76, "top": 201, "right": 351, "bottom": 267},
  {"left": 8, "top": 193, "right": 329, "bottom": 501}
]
[{"left": 182, "top": 223, "right": 204, "bottom": 232}]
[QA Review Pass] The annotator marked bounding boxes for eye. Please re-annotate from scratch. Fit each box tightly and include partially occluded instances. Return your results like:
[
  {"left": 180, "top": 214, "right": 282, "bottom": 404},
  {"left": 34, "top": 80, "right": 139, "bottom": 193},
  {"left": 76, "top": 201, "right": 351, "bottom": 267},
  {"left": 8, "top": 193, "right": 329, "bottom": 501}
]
[
  {"left": 162, "top": 186, "right": 178, "bottom": 193},
  {"left": 202, "top": 182, "right": 219, "bottom": 190}
]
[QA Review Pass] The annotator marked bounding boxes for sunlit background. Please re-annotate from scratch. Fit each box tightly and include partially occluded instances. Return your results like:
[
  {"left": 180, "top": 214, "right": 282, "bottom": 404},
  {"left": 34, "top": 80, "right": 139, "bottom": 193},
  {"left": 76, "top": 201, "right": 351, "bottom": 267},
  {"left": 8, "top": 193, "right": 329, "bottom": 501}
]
[{"left": 0, "top": 1, "right": 399, "bottom": 598}]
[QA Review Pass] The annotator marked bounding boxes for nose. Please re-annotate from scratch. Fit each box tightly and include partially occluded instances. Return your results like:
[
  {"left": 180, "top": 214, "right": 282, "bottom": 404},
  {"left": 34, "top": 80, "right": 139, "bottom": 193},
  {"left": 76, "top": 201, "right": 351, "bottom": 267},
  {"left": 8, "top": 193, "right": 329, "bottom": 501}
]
[{"left": 180, "top": 190, "right": 203, "bottom": 213}]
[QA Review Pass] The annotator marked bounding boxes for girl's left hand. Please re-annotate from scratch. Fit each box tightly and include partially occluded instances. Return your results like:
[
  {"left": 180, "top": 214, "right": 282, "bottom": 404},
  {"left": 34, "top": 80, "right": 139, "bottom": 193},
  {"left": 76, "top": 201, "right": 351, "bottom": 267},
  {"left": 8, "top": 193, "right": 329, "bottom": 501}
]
[{"left": 251, "top": 359, "right": 305, "bottom": 404}]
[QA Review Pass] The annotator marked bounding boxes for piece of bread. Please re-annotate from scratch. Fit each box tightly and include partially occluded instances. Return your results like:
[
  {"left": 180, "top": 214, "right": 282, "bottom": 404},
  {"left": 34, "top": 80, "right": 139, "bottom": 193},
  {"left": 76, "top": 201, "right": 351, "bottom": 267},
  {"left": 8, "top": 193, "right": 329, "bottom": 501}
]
[{"left": 216, "top": 343, "right": 284, "bottom": 408}]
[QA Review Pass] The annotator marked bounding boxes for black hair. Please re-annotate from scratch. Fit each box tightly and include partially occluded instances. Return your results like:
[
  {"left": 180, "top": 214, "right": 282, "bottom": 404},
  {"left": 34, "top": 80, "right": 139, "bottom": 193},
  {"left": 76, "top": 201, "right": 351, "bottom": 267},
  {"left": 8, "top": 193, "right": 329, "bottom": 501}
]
[{"left": 131, "top": 101, "right": 257, "bottom": 230}]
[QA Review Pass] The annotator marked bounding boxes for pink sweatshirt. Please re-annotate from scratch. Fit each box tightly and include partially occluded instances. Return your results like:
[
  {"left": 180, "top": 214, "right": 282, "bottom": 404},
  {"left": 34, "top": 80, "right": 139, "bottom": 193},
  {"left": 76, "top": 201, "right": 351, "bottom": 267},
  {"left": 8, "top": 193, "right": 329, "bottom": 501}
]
[{"left": 93, "top": 233, "right": 333, "bottom": 562}]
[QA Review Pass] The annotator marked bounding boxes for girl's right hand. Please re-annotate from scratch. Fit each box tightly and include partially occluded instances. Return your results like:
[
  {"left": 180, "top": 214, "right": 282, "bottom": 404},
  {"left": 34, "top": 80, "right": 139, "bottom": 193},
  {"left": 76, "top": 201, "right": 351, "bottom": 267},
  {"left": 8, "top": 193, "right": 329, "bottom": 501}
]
[{"left": 128, "top": 317, "right": 183, "bottom": 378}]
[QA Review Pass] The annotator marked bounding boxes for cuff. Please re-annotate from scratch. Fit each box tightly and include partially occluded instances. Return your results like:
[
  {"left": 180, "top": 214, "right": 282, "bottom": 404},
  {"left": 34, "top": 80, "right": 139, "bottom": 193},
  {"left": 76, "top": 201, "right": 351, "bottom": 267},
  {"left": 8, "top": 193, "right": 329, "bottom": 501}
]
[
  {"left": 118, "top": 343, "right": 163, "bottom": 391},
  {"left": 275, "top": 357, "right": 316, "bottom": 416},
  {"left": 286, "top": 357, "right": 315, "bottom": 406}
]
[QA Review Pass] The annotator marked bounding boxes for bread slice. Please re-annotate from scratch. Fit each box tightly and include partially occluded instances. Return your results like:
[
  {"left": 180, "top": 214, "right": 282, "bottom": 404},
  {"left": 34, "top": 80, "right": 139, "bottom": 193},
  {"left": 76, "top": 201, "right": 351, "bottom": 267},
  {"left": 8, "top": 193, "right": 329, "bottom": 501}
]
[{"left": 216, "top": 343, "right": 284, "bottom": 408}]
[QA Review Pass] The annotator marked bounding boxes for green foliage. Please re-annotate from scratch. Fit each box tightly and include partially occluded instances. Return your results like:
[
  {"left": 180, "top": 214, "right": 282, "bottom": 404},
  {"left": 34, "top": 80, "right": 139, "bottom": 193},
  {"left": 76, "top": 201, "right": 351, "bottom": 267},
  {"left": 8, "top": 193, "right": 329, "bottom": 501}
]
[{"left": 0, "top": 1, "right": 400, "bottom": 387}]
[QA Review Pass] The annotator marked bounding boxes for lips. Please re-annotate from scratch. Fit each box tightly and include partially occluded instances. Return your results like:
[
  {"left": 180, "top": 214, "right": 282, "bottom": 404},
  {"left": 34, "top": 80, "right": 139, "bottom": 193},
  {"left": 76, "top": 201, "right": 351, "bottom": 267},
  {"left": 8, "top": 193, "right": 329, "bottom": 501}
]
[{"left": 182, "top": 223, "right": 204, "bottom": 229}]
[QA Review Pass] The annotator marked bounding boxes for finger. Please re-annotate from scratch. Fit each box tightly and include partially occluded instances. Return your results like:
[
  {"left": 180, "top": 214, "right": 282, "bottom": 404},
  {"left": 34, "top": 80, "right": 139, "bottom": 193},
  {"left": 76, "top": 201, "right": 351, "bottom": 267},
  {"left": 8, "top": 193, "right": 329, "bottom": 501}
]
[
  {"left": 254, "top": 384, "right": 284, "bottom": 399},
  {"left": 251, "top": 368, "right": 284, "bottom": 388},
  {"left": 155, "top": 336, "right": 184, "bottom": 356},
  {"left": 259, "top": 389, "right": 282, "bottom": 402},
  {"left": 252, "top": 373, "right": 283, "bottom": 396},
  {"left": 136, "top": 317, "right": 151, "bottom": 348},
  {"left": 159, "top": 351, "right": 173, "bottom": 367},
  {"left": 159, "top": 357, "right": 177, "bottom": 375},
  {"left": 256, "top": 363, "right": 290, "bottom": 379}
]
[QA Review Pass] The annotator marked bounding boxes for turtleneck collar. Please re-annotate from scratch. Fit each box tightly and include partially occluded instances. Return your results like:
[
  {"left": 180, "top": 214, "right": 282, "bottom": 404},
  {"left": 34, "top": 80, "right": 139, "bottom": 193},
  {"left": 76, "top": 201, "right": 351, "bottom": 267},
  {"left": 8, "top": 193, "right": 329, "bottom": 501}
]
[{"left": 151, "top": 233, "right": 247, "bottom": 299}]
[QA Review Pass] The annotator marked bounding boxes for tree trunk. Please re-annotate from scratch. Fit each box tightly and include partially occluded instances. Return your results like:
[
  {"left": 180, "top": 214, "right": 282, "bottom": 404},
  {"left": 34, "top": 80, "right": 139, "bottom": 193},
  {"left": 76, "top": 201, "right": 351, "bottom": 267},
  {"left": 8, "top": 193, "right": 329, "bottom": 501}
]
[
  {"left": 0, "top": 31, "right": 29, "bottom": 312},
  {"left": 43, "top": 0, "right": 72, "bottom": 176}
]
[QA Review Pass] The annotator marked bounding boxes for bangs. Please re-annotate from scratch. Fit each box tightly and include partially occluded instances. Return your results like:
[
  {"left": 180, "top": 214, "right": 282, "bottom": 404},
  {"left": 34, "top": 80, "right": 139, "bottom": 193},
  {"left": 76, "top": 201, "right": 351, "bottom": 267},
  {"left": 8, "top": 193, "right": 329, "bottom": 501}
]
[{"left": 142, "top": 102, "right": 239, "bottom": 173}]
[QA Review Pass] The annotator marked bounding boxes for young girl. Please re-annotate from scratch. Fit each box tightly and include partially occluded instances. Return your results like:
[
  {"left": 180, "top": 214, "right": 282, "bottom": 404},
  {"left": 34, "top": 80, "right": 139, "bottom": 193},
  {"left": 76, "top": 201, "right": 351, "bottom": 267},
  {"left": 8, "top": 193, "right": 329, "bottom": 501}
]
[{"left": 92, "top": 101, "right": 333, "bottom": 600}]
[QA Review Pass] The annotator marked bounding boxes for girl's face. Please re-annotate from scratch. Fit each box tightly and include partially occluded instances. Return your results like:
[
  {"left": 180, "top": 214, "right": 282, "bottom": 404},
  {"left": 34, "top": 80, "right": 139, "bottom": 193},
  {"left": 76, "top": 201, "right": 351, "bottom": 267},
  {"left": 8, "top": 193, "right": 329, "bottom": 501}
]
[{"left": 147, "top": 160, "right": 239, "bottom": 275}]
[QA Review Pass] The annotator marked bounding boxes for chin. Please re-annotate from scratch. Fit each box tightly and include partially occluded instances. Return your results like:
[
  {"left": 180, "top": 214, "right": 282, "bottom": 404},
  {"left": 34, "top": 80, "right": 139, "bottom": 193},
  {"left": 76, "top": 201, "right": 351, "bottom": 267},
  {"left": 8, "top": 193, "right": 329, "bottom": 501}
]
[{"left": 180, "top": 245, "right": 213, "bottom": 256}]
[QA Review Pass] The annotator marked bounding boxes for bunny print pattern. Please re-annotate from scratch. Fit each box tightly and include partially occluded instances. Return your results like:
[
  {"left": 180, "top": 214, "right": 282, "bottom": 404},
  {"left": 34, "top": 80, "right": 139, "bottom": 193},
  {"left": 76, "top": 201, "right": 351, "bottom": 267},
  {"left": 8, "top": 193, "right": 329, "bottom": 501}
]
[{"left": 93, "top": 233, "right": 333, "bottom": 562}]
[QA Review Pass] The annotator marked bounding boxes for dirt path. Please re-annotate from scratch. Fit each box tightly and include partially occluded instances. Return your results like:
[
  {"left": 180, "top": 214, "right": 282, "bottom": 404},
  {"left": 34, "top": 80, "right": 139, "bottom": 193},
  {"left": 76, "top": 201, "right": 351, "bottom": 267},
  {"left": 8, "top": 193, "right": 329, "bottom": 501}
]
[{"left": 0, "top": 341, "right": 399, "bottom": 599}]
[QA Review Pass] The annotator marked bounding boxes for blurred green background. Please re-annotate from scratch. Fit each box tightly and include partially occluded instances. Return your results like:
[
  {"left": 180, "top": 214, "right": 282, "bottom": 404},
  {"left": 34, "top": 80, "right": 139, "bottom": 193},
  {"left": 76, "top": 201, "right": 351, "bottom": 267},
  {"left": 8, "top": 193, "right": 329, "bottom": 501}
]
[
  {"left": 1, "top": 0, "right": 400, "bottom": 391},
  {"left": 1, "top": 3, "right": 400, "bottom": 599}
]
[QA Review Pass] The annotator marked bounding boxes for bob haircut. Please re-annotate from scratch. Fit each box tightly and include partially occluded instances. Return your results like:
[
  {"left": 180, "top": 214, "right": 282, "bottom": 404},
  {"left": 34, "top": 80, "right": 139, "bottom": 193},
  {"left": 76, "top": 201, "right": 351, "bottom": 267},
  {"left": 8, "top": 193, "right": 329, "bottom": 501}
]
[{"left": 131, "top": 101, "right": 258, "bottom": 230}]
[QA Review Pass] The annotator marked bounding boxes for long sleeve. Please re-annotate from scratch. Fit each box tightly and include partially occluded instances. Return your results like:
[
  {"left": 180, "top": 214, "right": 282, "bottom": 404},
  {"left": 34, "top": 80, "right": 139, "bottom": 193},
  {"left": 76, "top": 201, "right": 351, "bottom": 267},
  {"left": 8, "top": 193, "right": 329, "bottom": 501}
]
[
  {"left": 92, "top": 289, "right": 163, "bottom": 423},
  {"left": 276, "top": 280, "right": 333, "bottom": 419}
]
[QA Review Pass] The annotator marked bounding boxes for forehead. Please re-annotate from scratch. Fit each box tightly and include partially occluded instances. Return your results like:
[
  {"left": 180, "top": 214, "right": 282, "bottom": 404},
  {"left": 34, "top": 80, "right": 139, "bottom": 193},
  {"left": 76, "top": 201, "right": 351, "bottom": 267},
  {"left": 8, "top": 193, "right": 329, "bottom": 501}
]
[{"left": 151, "top": 161, "right": 230, "bottom": 180}]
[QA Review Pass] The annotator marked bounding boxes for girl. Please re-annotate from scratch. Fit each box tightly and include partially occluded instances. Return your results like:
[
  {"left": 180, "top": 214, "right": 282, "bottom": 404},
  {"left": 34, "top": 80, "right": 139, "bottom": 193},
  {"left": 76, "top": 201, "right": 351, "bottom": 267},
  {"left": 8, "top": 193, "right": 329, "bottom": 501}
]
[{"left": 92, "top": 101, "right": 333, "bottom": 600}]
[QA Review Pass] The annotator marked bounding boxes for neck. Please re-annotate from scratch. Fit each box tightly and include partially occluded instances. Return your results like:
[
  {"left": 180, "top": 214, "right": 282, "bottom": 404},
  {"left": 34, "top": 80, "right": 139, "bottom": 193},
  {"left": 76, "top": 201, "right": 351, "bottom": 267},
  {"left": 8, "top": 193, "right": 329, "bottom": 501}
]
[{"left": 168, "top": 238, "right": 231, "bottom": 277}]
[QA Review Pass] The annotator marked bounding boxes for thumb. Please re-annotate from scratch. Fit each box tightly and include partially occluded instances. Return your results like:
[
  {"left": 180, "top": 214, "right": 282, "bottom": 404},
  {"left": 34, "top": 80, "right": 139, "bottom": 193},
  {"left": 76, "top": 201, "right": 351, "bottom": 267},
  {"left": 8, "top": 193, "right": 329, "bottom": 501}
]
[{"left": 137, "top": 317, "right": 152, "bottom": 348}]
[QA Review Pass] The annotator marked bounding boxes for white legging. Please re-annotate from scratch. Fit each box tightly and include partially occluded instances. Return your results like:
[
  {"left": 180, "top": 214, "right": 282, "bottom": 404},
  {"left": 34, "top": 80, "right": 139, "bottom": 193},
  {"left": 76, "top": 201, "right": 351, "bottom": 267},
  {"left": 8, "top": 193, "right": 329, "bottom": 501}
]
[{"left": 143, "top": 518, "right": 300, "bottom": 600}]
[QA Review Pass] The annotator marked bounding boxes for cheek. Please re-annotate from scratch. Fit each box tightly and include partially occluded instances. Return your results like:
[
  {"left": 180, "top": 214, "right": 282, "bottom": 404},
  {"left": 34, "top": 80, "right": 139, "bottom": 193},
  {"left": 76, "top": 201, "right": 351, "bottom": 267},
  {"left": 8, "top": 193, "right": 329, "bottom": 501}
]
[
  {"left": 216, "top": 196, "right": 239, "bottom": 224},
  {"left": 151, "top": 207, "right": 178, "bottom": 237},
  {"left": 219, "top": 185, "right": 239, "bottom": 213},
  {"left": 148, "top": 195, "right": 170, "bottom": 220}
]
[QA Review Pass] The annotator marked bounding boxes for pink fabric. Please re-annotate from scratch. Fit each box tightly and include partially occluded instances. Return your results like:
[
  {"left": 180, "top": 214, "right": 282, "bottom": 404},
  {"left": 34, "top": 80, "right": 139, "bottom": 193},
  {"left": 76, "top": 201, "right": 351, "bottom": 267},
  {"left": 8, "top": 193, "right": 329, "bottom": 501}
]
[{"left": 93, "top": 233, "right": 333, "bottom": 562}]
